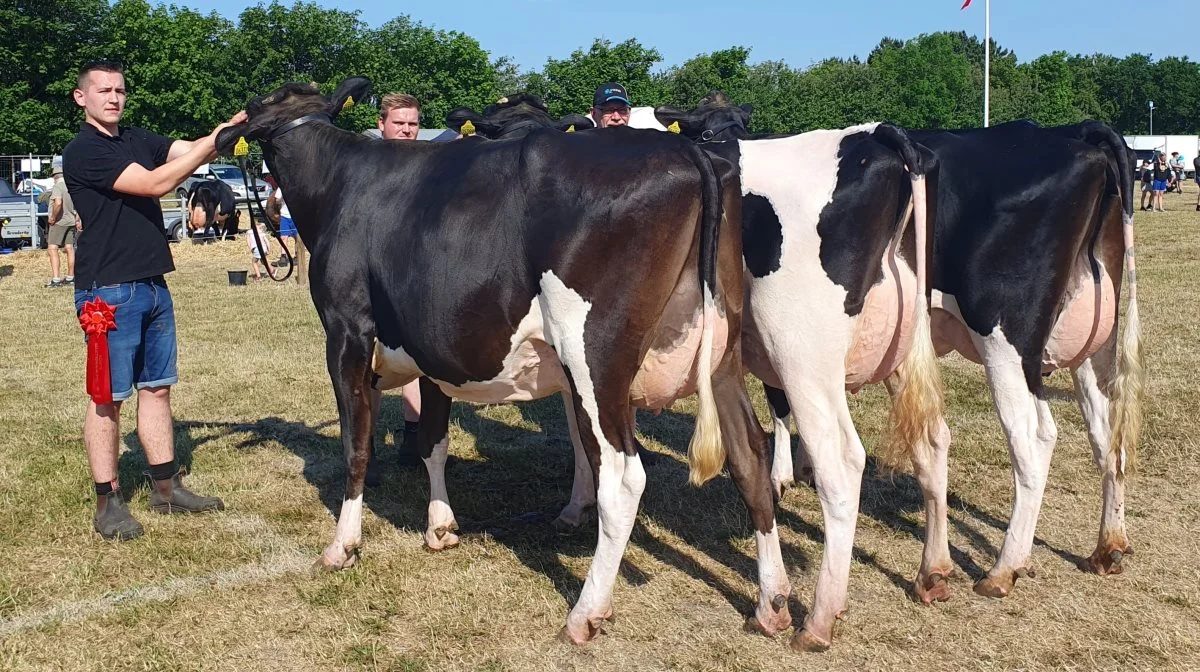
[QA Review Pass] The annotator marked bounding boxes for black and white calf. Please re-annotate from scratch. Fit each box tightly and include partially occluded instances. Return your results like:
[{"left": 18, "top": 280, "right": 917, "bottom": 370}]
[
  {"left": 215, "top": 78, "right": 789, "bottom": 644},
  {"left": 654, "top": 96, "right": 944, "bottom": 651}
]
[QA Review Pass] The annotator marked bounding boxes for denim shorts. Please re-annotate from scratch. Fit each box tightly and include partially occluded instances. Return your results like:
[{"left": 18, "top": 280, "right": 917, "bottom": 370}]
[{"left": 74, "top": 276, "right": 178, "bottom": 402}]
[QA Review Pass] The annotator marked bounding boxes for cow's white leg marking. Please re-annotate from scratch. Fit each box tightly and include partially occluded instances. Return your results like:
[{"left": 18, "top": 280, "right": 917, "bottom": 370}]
[
  {"left": 751, "top": 523, "right": 792, "bottom": 634},
  {"left": 769, "top": 408, "right": 794, "bottom": 498},
  {"left": 974, "top": 327, "right": 1057, "bottom": 598},
  {"left": 535, "top": 271, "right": 644, "bottom": 644},
  {"left": 554, "top": 390, "right": 596, "bottom": 532},
  {"left": 1072, "top": 346, "right": 1131, "bottom": 574},
  {"left": 786, "top": 379, "right": 864, "bottom": 651},
  {"left": 319, "top": 493, "right": 363, "bottom": 570},
  {"left": 423, "top": 436, "right": 459, "bottom": 551}
]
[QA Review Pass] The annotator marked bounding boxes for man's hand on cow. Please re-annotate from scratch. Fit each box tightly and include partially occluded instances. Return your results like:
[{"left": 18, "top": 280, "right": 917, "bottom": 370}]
[{"left": 204, "top": 111, "right": 249, "bottom": 156}]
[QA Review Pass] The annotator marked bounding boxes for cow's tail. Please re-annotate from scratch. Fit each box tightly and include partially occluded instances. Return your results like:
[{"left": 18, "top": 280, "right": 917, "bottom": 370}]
[
  {"left": 687, "top": 143, "right": 726, "bottom": 486},
  {"left": 873, "top": 125, "right": 945, "bottom": 473},
  {"left": 1074, "top": 122, "right": 1143, "bottom": 474}
]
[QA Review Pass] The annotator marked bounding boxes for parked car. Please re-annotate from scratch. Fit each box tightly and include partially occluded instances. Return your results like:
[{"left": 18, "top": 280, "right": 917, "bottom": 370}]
[{"left": 174, "top": 163, "right": 270, "bottom": 205}]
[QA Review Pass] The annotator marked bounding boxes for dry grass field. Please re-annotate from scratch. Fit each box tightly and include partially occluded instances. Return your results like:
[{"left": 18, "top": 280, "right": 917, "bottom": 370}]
[{"left": 1, "top": 190, "right": 1198, "bottom": 671}]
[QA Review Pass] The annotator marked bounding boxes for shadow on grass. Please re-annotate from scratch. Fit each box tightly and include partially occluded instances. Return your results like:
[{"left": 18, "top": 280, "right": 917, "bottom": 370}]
[
  {"left": 0, "top": 264, "right": 13, "bottom": 279},
  {"left": 115, "top": 386, "right": 1085, "bottom": 624}
]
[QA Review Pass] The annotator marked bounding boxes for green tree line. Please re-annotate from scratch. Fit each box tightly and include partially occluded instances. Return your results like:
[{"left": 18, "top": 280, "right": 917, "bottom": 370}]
[{"left": 4, "top": 0, "right": 1198, "bottom": 154}]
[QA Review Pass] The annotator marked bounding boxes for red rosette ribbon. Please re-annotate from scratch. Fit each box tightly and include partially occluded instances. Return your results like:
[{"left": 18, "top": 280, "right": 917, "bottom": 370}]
[{"left": 78, "top": 298, "right": 117, "bottom": 405}]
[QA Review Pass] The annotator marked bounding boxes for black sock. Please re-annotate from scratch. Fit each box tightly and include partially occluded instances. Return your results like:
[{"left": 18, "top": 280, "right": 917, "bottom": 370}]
[
  {"left": 95, "top": 481, "right": 115, "bottom": 496},
  {"left": 148, "top": 460, "right": 177, "bottom": 481},
  {"left": 404, "top": 421, "right": 419, "bottom": 434}
]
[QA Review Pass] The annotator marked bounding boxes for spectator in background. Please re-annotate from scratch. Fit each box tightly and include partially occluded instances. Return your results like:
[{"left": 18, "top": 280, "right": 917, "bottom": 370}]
[
  {"left": 45, "top": 157, "right": 80, "bottom": 287},
  {"left": 590, "top": 82, "right": 632, "bottom": 128},
  {"left": 378, "top": 92, "right": 421, "bottom": 140},
  {"left": 262, "top": 161, "right": 295, "bottom": 267},
  {"left": 1140, "top": 158, "right": 1153, "bottom": 211},
  {"left": 1151, "top": 153, "right": 1170, "bottom": 212},
  {"left": 371, "top": 92, "right": 424, "bottom": 480},
  {"left": 1170, "top": 152, "right": 1186, "bottom": 193},
  {"left": 247, "top": 218, "right": 269, "bottom": 280}
]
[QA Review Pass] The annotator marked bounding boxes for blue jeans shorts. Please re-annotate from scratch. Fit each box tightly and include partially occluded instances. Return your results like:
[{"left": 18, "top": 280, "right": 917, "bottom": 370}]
[{"left": 75, "top": 276, "right": 178, "bottom": 402}]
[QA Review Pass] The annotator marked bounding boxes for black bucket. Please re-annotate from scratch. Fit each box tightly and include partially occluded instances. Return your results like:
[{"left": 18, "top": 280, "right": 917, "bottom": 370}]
[{"left": 227, "top": 269, "right": 248, "bottom": 286}]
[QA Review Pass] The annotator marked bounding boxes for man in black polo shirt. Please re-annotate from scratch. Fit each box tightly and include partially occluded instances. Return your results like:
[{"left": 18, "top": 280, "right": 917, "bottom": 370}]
[{"left": 64, "top": 60, "right": 245, "bottom": 541}]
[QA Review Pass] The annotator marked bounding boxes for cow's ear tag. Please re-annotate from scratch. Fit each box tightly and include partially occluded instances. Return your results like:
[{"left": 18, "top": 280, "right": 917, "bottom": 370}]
[
  {"left": 667, "top": 121, "right": 681, "bottom": 134},
  {"left": 233, "top": 137, "right": 249, "bottom": 156},
  {"left": 461, "top": 120, "right": 476, "bottom": 136},
  {"left": 566, "top": 124, "right": 575, "bottom": 133},
  {"left": 344, "top": 95, "right": 355, "bottom": 109}
]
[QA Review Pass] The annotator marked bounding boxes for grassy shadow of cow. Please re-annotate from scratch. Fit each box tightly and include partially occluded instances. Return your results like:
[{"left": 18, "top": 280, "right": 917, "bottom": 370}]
[{"left": 116, "top": 389, "right": 1085, "bottom": 623}]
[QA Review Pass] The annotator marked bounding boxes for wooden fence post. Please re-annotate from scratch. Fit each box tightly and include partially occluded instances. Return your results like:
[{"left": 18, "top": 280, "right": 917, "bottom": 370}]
[{"left": 295, "top": 237, "right": 308, "bottom": 286}]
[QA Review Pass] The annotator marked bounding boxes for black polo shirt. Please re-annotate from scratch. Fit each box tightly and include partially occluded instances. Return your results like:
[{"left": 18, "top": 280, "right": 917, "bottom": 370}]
[{"left": 63, "top": 123, "right": 175, "bottom": 289}]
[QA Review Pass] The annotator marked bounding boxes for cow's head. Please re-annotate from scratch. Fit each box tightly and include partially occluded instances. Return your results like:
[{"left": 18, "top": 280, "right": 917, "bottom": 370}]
[
  {"left": 654, "top": 91, "right": 753, "bottom": 142},
  {"left": 445, "top": 93, "right": 595, "bottom": 140},
  {"left": 215, "top": 76, "right": 373, "bottom": 155}
]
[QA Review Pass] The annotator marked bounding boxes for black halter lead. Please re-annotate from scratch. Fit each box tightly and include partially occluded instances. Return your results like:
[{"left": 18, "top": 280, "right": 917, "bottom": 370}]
[{"left": 700, "top": 119, "right": 746, "bottom": 142}]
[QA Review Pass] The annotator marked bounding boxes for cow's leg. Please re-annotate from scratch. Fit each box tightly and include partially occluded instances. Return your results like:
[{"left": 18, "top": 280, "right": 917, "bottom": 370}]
[
  {"left": 1071, "top": 339, "right": 1132, "bottom": 575},
  {"left": 560, "top": 385, "right": 642, "bottom": 644},
  {"left": 418, "top": 379, "right": 459, "bottom": 551},
  {"left": 722, "top": 362, "right": 792, "bottom": 637},
  {"left": 785, "top": 379, "right": 865, "bottom": 652},
  {"left": 317, "top": 328, "right": 378, "bottom": 571},
  {"left": 884, "top": 374, "right": 955, "bottom": 604},
  {"left": 764, "top": 382, "right": 795, "bottom": 498},
  {"left": 553, "top": 390, "right": 597, "bottom": 532},
  {"left": 973, "top": 332, "right": 1058, "bottom": 598}
]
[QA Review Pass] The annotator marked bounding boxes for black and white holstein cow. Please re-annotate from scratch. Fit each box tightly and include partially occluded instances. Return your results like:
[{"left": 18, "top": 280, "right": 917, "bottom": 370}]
[
  {"left": 670, "top": 97, "right": 1143, "bottom": 610},
  {"left": 214, "top": 78, "right": 791, "bottom": 644},
  {"left": 186, "top": 179, "right": 240, "bottom": 240},
  {"left": 442, "top": 94, "right": 672, "bottom": 530},
  {"left": 650, "top": 95, "right": 945, "bottom": 651}
]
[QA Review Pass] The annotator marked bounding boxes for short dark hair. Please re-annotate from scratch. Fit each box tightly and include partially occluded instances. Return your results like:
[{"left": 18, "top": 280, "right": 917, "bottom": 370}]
[
  {"left": 77, "top": 60, "right": 124, "bottom": 90},
  {"left": 380, "top": 92, "right": 420, "bottom": 117}
]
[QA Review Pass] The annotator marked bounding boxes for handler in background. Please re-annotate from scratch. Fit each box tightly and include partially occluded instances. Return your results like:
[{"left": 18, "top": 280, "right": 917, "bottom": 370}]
[
  {"left": 63, "top": 60, "right": 244, "bottom": 541},
  {"left": 374, "top": 92, "right": 424, "bottom": 475},
  {"left": 45, "top": 156, "right": 81, "bottom": 287}
]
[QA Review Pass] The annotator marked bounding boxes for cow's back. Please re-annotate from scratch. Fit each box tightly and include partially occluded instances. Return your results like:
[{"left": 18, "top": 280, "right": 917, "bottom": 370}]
[{"left": 913, "top": 123, "right": 1116, "bottom": 387}]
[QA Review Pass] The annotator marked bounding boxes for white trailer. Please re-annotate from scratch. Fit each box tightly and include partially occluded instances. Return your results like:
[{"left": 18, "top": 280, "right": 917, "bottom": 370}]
[{"left": 1124, "top": 134, "right": 1200, "bottom": 177}]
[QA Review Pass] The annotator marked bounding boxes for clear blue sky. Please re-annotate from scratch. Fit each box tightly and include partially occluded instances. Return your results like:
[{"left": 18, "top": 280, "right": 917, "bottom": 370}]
[{"left": 196, "top": 0, "right": 1199, "bottom": 72}]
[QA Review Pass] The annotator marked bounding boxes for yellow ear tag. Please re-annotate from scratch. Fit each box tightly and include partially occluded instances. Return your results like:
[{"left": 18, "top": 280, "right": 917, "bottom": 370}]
[
  {"left": 667, "top": 121, "right": 681, "bottom": 134},
  {"left": 461, "top": 120, "right": 476, "bottom": 136},
  {"left": 566, "top": 124, "right": 575, "bottom": 133},
  {"left": 233, "top": 136, "right": 249, "bottom": 156},
  {"left": 344, "top": 95, "right": 355, "bottom": 109}
]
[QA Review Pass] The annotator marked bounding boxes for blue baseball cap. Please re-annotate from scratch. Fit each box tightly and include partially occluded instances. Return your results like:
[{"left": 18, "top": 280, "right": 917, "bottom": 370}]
[{"left": 593, "top": 82, "right": 632, "bottom": 108}]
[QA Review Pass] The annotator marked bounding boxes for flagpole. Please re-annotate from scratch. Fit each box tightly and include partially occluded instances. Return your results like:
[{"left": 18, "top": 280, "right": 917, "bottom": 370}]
[{"left": 984, "top": 0, "right": 991, "bottom": 127}]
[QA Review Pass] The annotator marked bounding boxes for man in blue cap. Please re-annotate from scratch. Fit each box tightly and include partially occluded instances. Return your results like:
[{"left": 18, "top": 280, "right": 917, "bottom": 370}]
[{"left": 590, "top": 82, "right": 632, "bottom": 128}]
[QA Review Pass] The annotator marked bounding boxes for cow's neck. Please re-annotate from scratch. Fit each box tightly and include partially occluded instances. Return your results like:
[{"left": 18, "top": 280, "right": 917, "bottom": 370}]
[{"left": 264, "top": 123, "right": 344, "bottom": 248}]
